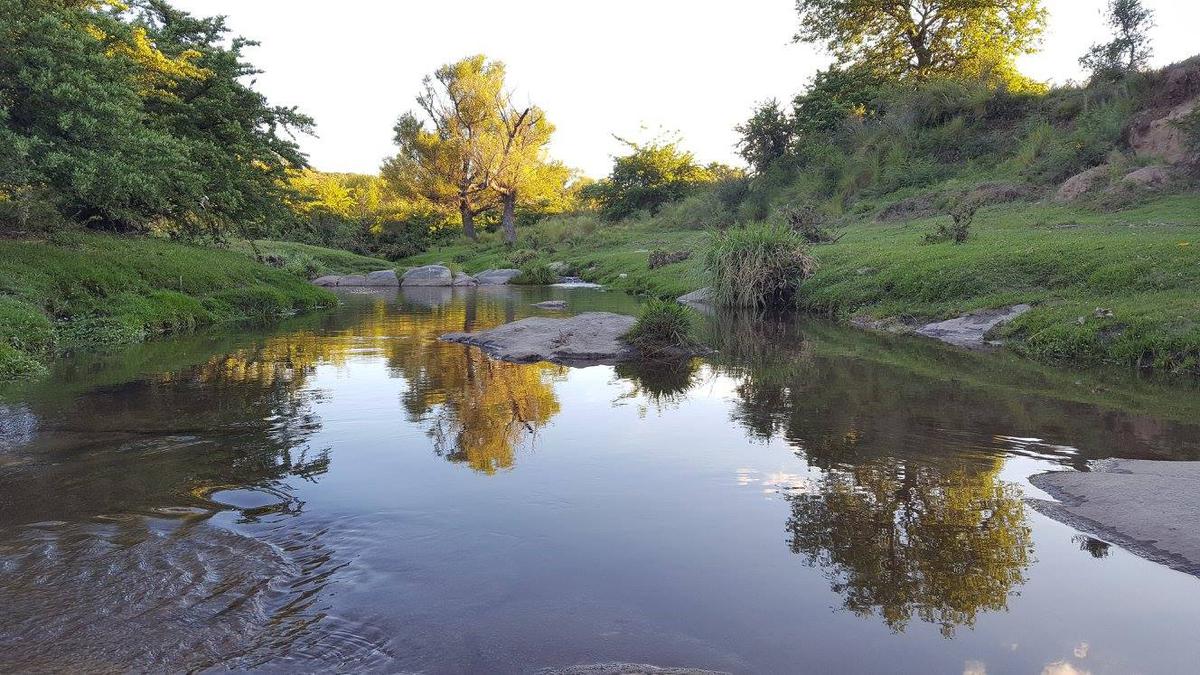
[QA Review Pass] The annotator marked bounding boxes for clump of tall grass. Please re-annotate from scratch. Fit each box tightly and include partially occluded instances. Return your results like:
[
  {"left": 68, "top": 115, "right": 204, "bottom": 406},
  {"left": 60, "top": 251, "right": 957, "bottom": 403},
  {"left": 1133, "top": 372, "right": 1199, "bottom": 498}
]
[
  {"left": 706, "top": 224, "right": 817, "bottom": 309},
  {"left": 511, "top": 261, "right": 556, "bottom": 285},
  {"left": 623, "top": 299, "right": 700, "bottom": 357}
]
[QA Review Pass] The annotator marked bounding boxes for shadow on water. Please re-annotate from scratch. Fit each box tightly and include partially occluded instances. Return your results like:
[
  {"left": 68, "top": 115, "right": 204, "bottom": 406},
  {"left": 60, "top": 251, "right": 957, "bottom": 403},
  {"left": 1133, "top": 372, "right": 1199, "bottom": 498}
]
[{"left": 2, "top": 289, "right": 1200, "bottom": 670}]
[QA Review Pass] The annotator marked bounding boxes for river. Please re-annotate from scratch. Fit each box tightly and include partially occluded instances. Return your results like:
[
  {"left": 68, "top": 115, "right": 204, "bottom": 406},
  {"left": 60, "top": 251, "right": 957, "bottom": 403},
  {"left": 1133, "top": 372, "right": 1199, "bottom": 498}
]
[{"left": 1, "top": 286, "right": 1199, "bottom": 673}]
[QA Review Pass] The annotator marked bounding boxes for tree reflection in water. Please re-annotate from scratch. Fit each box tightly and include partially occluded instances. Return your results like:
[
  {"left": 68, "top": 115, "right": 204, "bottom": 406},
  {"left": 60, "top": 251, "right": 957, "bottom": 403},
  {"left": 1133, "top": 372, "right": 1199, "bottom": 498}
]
[{"left": 702, "top": 309, "right": 1035, "bottom": 636}]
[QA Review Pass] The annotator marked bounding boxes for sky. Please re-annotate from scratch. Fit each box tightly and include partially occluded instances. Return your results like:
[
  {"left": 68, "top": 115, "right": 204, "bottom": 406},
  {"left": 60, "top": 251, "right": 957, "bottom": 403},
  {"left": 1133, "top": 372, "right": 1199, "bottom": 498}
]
[{"left": 173, "top": 0, "right": 1200, "bottom": 178}]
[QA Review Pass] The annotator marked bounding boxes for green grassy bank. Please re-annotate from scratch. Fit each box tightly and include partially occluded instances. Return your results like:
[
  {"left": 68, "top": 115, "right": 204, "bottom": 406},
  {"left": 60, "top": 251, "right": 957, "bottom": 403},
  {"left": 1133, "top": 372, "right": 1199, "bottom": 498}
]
[
  {"left": 401, "top": 194, "right": 1200, "bottom": 374},
  {"left": 0, "top": 232, "right": 340, "bottom": 379}
]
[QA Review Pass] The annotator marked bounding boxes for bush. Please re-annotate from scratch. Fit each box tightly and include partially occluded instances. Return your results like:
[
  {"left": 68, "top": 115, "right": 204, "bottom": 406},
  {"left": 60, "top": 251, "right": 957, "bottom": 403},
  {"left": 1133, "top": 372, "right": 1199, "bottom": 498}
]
[
  {"left": 648, "top": 250, "right": 693, "bottom": 269},
  {"left": 706, "top": 224, "right": 818, "bottom": 308},
  {"left": 623, "top": 300, "right": 699, "bottom": 357},
  {"left": 511, "top": 262, "right": 556, "bottom": 285},
  {"left": 656, "top": 191, "right": 735, "bottom": 230},
  {"left": 925, "top": 200, "right": 978, "bottom": 244}
]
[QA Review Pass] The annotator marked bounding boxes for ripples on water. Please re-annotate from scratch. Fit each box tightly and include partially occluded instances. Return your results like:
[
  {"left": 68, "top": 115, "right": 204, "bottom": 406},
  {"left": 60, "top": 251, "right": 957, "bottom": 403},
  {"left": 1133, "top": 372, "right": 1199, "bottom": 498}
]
[{"left": 1, "top": 286, "right": 1200, "bottom": 673}]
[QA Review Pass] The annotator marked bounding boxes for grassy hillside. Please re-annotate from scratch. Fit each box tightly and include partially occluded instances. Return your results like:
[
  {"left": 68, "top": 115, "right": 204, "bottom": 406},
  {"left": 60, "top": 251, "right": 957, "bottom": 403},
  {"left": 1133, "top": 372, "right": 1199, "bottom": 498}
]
[
  {"left": 243, "top": 239, "right": 394, "bottom": 277},
  {"left": 403, "top": 193, "right": 1200, "bottom": 374},
  {"left": 0, "top": 232, "right": 337, "bottom": 379}
]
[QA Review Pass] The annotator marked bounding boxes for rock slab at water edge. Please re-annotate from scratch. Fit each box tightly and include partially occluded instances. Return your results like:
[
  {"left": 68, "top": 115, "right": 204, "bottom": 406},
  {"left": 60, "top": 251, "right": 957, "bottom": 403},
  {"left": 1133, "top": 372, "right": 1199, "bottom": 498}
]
[
  {"left": 310, "top": 269, "right": 401, "bottom": 287},
  {"left": 476, "top": 268, "right": 522, "bottom": 285},
  {"left": 452, "top": 271, "right": 477, "bottom": 286},
  {"left": 440, "top": 312, "right": 637, "bottom": 365},
  {"left": 401, "top": 264, "right": 453, "bottom": 286},
  {"left": 677, "top": 287, "right": 713, "bottom": 305},
  {"left": 1029, "top": 459, "right": 1200, "bottom": 577},
  {"left": 915, "top": 304, "right": 1031, "bottom": 348}
]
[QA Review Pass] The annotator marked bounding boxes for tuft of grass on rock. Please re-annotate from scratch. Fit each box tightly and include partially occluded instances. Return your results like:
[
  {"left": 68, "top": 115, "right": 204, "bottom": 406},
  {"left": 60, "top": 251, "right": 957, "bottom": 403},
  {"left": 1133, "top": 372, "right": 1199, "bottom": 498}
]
[
  {"left": 706, "top": 224, "right": 818, "bottom": 309},
  {"left": 624, "top": 299, "right": 700, "bottom": 357}
]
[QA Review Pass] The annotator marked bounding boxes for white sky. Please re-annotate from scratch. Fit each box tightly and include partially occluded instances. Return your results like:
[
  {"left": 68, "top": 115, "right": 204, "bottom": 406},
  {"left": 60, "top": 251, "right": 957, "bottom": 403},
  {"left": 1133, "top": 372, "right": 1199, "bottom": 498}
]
[{"left": 174, "top": 0, "right": 1200, "bottom": 178}]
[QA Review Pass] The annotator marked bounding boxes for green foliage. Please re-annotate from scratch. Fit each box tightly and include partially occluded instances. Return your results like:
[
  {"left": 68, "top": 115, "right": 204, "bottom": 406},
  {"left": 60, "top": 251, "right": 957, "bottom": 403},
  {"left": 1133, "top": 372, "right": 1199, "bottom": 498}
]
[
  {"left": 655, "top": 191, "right": 736, "bottom": 230},
  {"left": 925, "top": 200, "right": 979, "bottom": 244},
  {"left": 793, "top": 0, "right": 1048, "bottom": 91},
  {"left": 0, "top": 231, "right": 335, "bottom": 379},
  {"left": 707, "top": 224, "right": 818, "bottom": 309},
  {"left": 623, "top": 299, "right": 699, "bottom": 357},
  {"left": 511, "top": 261, "right": 557, "bottom": 285},
  {"left": 736, "top": 99, "right": 794, "bottom": 173},
  {"left": 793, "top": 66, "right": 887, "bottom": 135},
  {"left": 1081, "top": 0, "right": 1155, "bottom": 80},
  {"left": 585, "top": 137, "right": 718, "bottom": 220},
  {"left": 0, "top": 0, "right": 311, "bottom": 234}
]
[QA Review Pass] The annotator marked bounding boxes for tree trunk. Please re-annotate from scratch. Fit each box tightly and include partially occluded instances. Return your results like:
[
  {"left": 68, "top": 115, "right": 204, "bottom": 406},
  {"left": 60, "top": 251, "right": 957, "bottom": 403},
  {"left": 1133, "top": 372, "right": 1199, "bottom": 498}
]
[
  {"left": 501, "top": 192, "right": 517, "bottom": 245},
  {"left": 460, "top": 197, "right": 477, "bottom": 241}
]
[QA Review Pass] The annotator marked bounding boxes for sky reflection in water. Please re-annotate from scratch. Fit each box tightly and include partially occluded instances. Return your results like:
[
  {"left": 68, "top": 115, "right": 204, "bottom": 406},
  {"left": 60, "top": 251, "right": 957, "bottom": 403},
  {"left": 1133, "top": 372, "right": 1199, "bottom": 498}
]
[{"left": 1, "top": 286, "right": 1199, "bottom": 673}]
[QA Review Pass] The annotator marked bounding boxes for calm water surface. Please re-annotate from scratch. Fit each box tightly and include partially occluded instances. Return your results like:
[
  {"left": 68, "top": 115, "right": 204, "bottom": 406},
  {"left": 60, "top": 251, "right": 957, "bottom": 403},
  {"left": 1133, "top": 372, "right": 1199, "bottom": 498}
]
[{"left": 2, "top": 286, "right": 1200, "bottom": 673}]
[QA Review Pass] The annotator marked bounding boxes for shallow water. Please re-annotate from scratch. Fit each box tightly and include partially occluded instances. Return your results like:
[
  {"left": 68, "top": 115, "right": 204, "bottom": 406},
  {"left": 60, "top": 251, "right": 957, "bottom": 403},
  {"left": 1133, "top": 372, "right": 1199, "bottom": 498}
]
[{"left": 2, "top": 286, "right": 1200, "bottom": 673}]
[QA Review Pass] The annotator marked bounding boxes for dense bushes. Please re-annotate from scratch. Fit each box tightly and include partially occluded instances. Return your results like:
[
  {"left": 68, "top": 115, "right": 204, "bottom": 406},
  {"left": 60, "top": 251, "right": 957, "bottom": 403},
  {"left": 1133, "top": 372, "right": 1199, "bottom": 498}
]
[
  {"left": 511, "top": 262, "right": 557, "bottom": 285},
  {"left": 707, "top": 224, "right": 817, "bottom": 309}
]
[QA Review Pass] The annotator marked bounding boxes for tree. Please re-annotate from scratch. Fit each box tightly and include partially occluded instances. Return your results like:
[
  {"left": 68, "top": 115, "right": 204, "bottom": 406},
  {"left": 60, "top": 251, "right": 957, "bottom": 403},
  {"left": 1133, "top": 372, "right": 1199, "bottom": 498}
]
[
  {"left": 793, "top": 0, "right": 1047, "bottom": 87},
  {"left": 386, "top": 55, "right": 506, "bottom": 241},
  {"left": 736, "top": 100, "right": 793, "bottom": 174},
  {"left": 1080, "top": 0, "right": 1155, "bottom": 80},
  {"left": 485, "top": 103, "right": 563, "bottom": 244},
  {"left": 0, "top": 0, "right": 311, "bottom": 234},
  {"left": 585, "top": 136, "right": 716, "bottom": 220}
]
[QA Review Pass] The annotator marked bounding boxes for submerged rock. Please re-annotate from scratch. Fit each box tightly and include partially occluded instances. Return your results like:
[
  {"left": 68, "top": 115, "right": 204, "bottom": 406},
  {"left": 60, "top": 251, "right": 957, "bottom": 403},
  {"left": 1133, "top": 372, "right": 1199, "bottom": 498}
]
[
  {"left": 476, "top": 268, "right": 522, "bottom": 285},
  {"left": 1029, "top": 459, "right": 1200, "bottom": 577},
  {"left": 311, "top": 275, "right": 340, "bottom": 287},
  {"left": 538, "top": 664, "right": 729, "bottom": 675},
  {"left": 915, "top": 304, "right": 1031, "bottom": 348},
  {"left": 532, "top": 300, "right": 568, "bottom": 310},
  {"left": 401, "top": 264, "right": 453, "bottom": 287},
  {"left": 440, "top": 312, "right": 637, "bottom": 365}
]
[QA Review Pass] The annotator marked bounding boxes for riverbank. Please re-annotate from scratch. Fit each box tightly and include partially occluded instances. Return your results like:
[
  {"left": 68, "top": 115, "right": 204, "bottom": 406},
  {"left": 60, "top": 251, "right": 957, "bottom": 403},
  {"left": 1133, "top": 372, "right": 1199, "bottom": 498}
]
[
  {"left": 400, "top": 194, "right": 1200, "bottom": 374},
  {"left": 1030, "top": 459, "right": 1200, "bottom": 577},
  {"left": 0, "top": 232, "right": 340, "bottom": 379}
]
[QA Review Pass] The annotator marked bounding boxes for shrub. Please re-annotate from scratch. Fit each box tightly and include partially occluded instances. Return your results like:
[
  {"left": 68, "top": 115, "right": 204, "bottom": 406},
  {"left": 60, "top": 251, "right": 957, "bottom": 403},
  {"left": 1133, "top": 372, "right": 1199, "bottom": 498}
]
[
  {"left": 925, "top": 200, "right": 978, "bottom": 244},
  {"left": 511, "top": 262, "right": 556, "bottom": 285},
  {"left": 778, "top": 203, "right": 841, "bottom": 243},
  {"left": 706, "top": 224, "right": 818, "bottom": 308},
  {"left": 656, "top": 191, "right": 735, "bottom": 230},
  {"left": 623, "top": 300, "right": 699, "bottom": 357}
]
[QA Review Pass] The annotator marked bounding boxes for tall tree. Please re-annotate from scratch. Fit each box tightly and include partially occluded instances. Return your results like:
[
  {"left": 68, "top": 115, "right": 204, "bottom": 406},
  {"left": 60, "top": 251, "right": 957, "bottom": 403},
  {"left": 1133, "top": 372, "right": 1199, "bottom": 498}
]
[
  {"left": 1080, "top": 0, "right": 1155, "bottom": 80},
  {"left": 485, "top": 104, "right": 562, "bottom": 244},
  {"left": 736, "top": 99, "right": 794, "bottom": 174},
  {"left": 584, "top": 136, "right": 716, "bottom": 220},
  {"left": 793, "top": 0, "right": 1047, "bottom": 87},
  {"left": 387, "top": 55, "right": 506, "bottom": 240}
]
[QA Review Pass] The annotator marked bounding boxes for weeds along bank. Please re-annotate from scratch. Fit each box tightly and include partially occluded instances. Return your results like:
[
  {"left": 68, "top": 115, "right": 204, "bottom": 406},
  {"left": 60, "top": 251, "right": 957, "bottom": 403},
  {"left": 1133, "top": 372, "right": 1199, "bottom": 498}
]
[{"left": 0, "top": 233, "right": 340, "bottom": 380}]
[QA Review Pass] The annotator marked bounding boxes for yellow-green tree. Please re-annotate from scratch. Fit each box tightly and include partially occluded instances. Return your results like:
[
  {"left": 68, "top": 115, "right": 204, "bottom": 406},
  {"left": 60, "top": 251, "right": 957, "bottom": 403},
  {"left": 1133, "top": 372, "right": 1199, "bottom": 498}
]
[
  {"left": 485, "top": 104, "right": 567, "bottom": 244},
  {"left": 384, "top": 55, "right": 506, "bottom": 240},
  {"left": 793, "top": 0, "right": 1047, "bottom": 89}
]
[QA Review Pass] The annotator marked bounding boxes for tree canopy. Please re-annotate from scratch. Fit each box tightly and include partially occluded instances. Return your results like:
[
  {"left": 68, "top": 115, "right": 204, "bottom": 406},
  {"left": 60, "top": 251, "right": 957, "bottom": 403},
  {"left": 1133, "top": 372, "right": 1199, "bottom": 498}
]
[
  {"left": 584, "top": 136, "right": 718, "bottom": 220},
  {"left": 794, "top": 0, "right": 1047, "bottom": 90},
  {"left": 1080, "top": 0, "right": 1155, "bottom": 80},
  {"left": 0, "top": 0, "right": 311, "bottom": 235}
]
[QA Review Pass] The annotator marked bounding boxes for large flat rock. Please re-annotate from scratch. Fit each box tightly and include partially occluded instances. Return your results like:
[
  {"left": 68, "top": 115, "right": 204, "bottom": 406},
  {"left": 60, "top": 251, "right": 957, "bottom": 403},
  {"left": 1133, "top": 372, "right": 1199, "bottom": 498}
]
[
  {"left": 915, "top": 303, "right": 1031, "bottom": 348},
  {"left": 1029, "top": 459, "right": 1200, "bottom": 576},
  {"left": 440, "top": 312, "right": 637, "bottom": 365},
  {"left": 401, "top": 264, "right": 453, "bottom": 287},
  {"left": 476, "top": 268, "right": 522, "bottom": 285}
]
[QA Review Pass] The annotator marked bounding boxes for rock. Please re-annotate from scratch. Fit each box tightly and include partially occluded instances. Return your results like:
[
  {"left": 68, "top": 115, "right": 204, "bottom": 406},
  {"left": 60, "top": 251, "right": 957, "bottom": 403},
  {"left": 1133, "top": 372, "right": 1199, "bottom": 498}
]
[
  {"left": 532, "top": 300, "right": 568, "bottom": 310},
  {"left": 1029, "top": 459, "right": 1200, "bottom": 577},
  {"left": 915, "top": 304, "right": 1032, "bottom": 348},
  {"left": 1121, "top": 165, "right": 1172, "bottom": 189},
  {"left": 855, "top": 267, "right": 877, "bottom": 276},
  {"left": 537, "top": 664, "right": 729, "bottom": 675},
  {"left": 440, "top": 312, "right": 637, "bottom": 365},
  {"left": 547, "top": 261, "right": 570, "bottom": 274},
  {"left": 452, "top": 271, "right": 477, "bottom": 287},
  {"left": 363, "top": 269, "right": 399, "bottom": 286},
  {"left": 311, "top": 275, "right": 340, "bottom": 287},
  {"left": 336, "top": 275, "right": 368, "bottom": 287},
  {"left": 677, "top": 287, "right": 713, "bottom": 305},
  {"left": 475, "top": 268, "right": 522, "bottom": 285},
  {"left": 1054, "top": 165, "right": 1110, "bottom": 202},
  {"left": 1129, "top": 97, "right": 1200, "bottom": 165},
  {"left": 401, "top": 264, "right": 453, "bottom": 287}
]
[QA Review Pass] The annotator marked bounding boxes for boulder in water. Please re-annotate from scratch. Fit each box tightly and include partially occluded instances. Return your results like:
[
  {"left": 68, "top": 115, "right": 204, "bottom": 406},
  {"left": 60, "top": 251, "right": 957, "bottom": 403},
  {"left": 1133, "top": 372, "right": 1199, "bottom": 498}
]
[
  {"left": 440, "top": 312, "right": 637, "bottom": 365},
  {"left": 401, "top": 264, "right": 453, "bottom": 287},
  {"left": 476, "top": 268, "right": 522, "bottom": 285}
]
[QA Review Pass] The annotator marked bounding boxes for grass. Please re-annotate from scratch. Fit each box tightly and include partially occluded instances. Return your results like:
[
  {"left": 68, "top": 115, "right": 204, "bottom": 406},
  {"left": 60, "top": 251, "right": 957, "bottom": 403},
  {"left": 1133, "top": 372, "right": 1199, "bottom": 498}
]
[
  {"left": 623, "top": 299, "right": 700, "bottom": 357},
  {"left": 707, "top": 223, "right": 817, "bottom": 308},
  {"left": 240, "top": 239, "right": 393, "bottom": 278},
  {"left": 511, "top": 261, "right": 556, "bottom": 285},
  {"left": 0, "top": 231, "right": 337, "bottom": 380},
  {"left": 404, "top": 193, "right": 1200, "bottom": 374}
]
